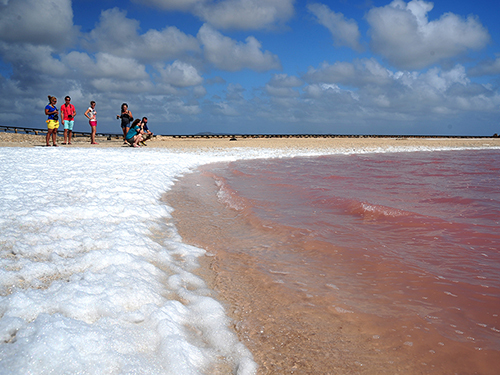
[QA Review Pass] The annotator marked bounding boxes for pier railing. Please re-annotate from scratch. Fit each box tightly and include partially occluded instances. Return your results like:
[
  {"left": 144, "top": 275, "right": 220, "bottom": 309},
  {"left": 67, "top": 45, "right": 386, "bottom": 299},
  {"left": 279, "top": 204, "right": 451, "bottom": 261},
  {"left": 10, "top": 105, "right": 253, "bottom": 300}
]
[{"left": 0, "top": 125, "right": 121, "bottom": 140}]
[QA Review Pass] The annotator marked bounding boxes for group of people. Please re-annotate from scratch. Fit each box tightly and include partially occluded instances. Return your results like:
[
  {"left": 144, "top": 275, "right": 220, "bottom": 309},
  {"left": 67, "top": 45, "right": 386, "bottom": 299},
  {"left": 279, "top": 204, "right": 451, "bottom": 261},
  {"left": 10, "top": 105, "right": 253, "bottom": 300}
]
[
  {"left": 45, "top": 96, "right": 153, "bottom": 148},
  {"left": 117, "top": 103, "right": 153, "bottom": 148}
]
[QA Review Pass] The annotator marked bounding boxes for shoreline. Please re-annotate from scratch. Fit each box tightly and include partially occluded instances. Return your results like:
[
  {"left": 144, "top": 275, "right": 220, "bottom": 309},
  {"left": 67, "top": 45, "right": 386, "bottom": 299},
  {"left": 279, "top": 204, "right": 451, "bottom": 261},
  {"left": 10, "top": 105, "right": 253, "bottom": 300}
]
[
  {"left": 5, "top": 133, "right": 500, "bottom": 374},
  {"left": 166, "top": 156, "right": 500, "bottom": 374}
]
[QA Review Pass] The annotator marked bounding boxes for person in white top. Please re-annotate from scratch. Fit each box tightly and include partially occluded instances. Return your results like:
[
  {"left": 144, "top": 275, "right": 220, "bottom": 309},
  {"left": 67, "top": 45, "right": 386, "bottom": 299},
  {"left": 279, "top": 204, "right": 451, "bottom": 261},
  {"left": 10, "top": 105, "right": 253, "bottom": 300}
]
[{"left": 84, "top": 101, "right": 98, "bottom": 145}]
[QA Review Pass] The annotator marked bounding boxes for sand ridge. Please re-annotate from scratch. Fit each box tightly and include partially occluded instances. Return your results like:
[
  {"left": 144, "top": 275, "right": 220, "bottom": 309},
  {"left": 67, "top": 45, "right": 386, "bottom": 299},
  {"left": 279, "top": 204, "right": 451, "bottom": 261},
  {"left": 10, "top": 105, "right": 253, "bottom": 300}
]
[{"left": 1, "top": 131, "right": 499, "bottom": 151}]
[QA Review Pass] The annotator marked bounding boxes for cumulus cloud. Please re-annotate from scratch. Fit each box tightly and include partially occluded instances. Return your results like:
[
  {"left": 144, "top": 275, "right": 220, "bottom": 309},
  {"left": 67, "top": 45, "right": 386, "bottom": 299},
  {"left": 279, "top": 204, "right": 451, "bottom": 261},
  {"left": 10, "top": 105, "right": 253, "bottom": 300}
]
[
  {"left": 0, "top": 0, "right": 78, "bottom": 48},
  {"left": 417, "top": 65, "right": 469, "bottom": 92},
  {"left": 209, "top": 100, "right": 240, "bottom": 117},
  {"left": 89, "top": 78, "right": 154, "bottom": 94},
  {"left": 0, "top": 44, "right": 67, "bottom": 78},
  {"left": 158, "top": 60, "right": 204, "bottom": 87},
  {"left": 308, "top": 3, "right": 362, "bottom": 52},
  {"left": 197, "top": 24, "right": 281, "bottom": 71},
  {"left": 366, "top": 0, "right": 490, "bottom": 69},
  {"left": 268, "top": 73, "right": 303, "bottom": 88},
  {"left": 265, "top": 74, "right": 302, "bottom": 97},
  {"left": 168, "top": 98, "right": 202, "bottom": 115},
  {"left": 133, "top": 0, "right": 206, "bottom": 12},
  {"left": 196, "top": 0, "right": 294, "bottom": 30},
  {"left": 193, "top": 85, "right": 207, "bottom": 98},
  {"left": 134, "top": 0, "right": 295, "bottom": 30},
  {"left": 304, "top": 58, "right": 393, "bottom": 87},
  {"left": 64, "top": 52, "right": 149, "bottom": 81},
  {"left": 304, "top": 58, "right": 471, "bottom": 94},
  {"left": 265, "top": 84, "right": 300, "bottom": 98},
  {"left": 301, "top": 58, "right": 500, "bottom": 119},
  {"left": 86, "top": 8, "right": 200, "bottom": 62},
  {"left": 469, "top": 55, "right": 500, "bottom": 77}
]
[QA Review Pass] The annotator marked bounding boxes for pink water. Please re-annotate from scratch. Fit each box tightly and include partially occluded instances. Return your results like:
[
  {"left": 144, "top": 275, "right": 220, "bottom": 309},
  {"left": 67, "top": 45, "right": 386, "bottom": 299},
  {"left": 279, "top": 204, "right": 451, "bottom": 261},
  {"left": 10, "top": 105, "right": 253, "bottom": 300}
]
[{"left": 209, "top": 149, "right": 500, "bottom": 371}]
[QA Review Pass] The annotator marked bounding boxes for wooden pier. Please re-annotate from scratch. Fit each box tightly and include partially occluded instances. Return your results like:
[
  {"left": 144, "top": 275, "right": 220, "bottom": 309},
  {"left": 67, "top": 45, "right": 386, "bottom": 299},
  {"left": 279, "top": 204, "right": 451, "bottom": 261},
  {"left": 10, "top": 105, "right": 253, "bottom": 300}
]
[{"left": 1, "top": 125, "right": 496, "bottom": 139}]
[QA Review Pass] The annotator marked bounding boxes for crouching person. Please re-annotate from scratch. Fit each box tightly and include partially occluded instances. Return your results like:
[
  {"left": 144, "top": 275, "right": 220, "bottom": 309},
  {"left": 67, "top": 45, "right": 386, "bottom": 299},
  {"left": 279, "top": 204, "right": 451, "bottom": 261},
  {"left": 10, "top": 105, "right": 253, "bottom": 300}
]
[{"left": 125, "top": 119, "right": 143, "bottom": 148}]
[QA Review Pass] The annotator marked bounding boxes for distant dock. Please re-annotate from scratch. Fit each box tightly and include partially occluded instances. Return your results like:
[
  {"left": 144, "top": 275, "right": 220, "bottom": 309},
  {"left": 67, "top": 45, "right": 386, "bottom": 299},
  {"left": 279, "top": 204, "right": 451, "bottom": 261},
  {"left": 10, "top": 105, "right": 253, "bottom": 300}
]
[{"left": 0, "top": 125, "right": 497, "bottom": 139}]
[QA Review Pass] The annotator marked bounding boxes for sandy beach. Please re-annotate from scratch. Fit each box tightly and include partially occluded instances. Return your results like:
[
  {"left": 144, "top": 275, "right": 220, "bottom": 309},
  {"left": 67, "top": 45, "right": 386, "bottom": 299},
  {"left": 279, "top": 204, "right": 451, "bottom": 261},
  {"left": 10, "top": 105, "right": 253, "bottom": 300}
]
[
  {"left": 4, "top": 132, "right": 500, "bottom": 374},
  {"left": 1, "top": 131, "right": 499, "bottom": 151}
]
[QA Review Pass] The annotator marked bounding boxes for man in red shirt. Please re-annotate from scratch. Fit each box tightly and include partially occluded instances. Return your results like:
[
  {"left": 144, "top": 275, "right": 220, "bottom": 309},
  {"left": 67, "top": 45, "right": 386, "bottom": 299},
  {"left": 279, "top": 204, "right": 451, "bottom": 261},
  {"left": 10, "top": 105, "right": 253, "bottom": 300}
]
[{"left": 61, "top": 96, "right": 76, "bottom": 145}]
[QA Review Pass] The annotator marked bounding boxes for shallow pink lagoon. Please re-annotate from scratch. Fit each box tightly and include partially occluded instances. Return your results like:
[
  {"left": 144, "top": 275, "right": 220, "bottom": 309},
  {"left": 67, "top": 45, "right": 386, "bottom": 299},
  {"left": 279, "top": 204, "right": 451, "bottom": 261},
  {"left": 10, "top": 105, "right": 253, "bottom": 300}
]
[{"left": 210, "top": 149, "right": 500, "bottom": 372}]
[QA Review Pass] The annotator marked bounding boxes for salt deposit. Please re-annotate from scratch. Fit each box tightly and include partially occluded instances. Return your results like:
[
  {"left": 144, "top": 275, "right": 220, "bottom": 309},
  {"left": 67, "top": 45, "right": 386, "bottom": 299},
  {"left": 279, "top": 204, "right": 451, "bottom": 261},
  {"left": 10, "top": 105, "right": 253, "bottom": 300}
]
[{"left": 0, "top": 146, "right": 342, "bottom": 374}]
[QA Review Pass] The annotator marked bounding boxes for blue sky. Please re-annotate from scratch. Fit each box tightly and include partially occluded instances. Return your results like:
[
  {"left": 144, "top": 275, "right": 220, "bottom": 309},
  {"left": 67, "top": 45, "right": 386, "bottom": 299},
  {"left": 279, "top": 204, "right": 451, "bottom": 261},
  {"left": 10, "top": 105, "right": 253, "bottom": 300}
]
[{"left": 1, "top": 0, "right": 499, "bottom": 135}]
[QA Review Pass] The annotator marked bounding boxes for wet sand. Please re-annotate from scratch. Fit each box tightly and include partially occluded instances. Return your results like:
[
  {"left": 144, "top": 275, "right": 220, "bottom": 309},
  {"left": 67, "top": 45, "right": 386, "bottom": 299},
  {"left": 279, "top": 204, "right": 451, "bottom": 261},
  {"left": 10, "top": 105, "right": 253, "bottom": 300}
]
[{"left": 166, "top": 165, "right": 500, "bottom": 375}]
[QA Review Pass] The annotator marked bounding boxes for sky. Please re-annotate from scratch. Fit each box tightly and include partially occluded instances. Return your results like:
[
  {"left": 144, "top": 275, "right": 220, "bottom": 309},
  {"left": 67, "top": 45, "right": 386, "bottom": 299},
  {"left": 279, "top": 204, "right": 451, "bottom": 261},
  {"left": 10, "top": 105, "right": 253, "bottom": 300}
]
[{"left": 1, "top": 0, "right": 500, "bottom": 136}]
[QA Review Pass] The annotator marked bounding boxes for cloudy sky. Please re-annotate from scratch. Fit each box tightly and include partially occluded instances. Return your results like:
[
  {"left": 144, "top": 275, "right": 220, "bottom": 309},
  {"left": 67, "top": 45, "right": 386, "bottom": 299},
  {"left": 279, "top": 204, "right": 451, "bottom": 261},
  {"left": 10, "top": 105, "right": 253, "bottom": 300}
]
[{"left": 1, "top": 0, "right": 499, "bottom": 135}]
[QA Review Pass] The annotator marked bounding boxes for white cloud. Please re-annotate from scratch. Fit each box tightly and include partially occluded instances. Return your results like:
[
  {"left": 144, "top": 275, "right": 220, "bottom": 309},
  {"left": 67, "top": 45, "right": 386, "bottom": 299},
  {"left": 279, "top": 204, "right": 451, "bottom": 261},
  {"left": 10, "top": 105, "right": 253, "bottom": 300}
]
[
  {"left": 196, "top": 0, "right": 294, "bottom": 30},
  {"left": 212, "top": 102, "right": 240, "bottom": 116},
  {"left": 94, "top": 54, "right": 149, "bottom": 81},
  {"left": 226, "top": 83, "right": 246, "bottom": 101},
  {"left": 0, "top": 43, "right": 67, "bottom": 77},
  {"left": 139, "top": 27, "right": 200, "bottom": 61},
  {"left": 64, "top": 52, "right": 149, "bottom": 81},
  {"left": 134, "top": 0, "right": 295, "bottom": 30},
  {"left": 133, "top": 0, "right": 206, "bottom": 12},
  {"left": 87, "top": 8, "right": 200, "bottom": 62},
  {"left": 265, "top": 74, "right": 302, "bottom": 97},
  {"left": 158, "top": 60, "right": 204, "bottom": 87},
  {"left": 268, "top": 73, "right": 303, "bottom": 88},
  {"left": 305, "top": 58, "right": 472, "bottom": 95},
  {"left": 303, "top": 84, "right": 323, "bottom": 99},
  {"left": 193, "top": 85, "right": 207, "bottom": 98},
  {"left": 87, "top": 8, "right": 140, "bottom": 54},
  {"left": 198, "top": 24, "right": 281, "bottom": 71},
  {"left": 265, "top": 85, "right": 300, "bottom": 98},
  {"left": 366, "top": 0, "right": 490, "bottom": 69},
  {"left": 419, "top": 65, "right": 469, "bottom": 92},
  {"left": 469, "top": 55, "right": 500, "bottom": 76},
  {"left": 300, "top": 57, "right": 500, "bottom": 122},
  {"left": 308, "top": 3, "right": 362, "bottom": 52},
  {"left": 168, "top": 98, "right": 202, "bottom": 115},
  {"left": 304, "top": 59, "right": 393, "bottom": 87},
  {"left": 90, "top": 78, "right": 154, "bottom": 94},
  {"left": 0, "top": 0, "right": 77, "bottom": 47}
]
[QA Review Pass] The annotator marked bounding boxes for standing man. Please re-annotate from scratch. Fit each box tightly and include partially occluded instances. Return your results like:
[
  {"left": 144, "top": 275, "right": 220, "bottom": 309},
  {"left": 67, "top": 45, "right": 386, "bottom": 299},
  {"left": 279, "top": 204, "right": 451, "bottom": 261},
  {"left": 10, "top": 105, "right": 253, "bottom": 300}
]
[
  {"left": 139, "top": 117, "right": 153, "bottom": 146},
  {"left": 61, "top": 96, "right": 76, "bottom": 145}
]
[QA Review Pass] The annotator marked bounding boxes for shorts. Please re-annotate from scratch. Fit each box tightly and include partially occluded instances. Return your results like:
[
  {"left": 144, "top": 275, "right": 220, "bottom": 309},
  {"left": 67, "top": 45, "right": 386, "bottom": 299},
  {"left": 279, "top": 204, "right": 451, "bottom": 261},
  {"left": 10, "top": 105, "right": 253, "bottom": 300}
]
[
  {"left": 46, "top": 119, "right": 59, "bottom": 130},
  {"left": 89, "top": 120, "right": 97, "bottom": 127},
  {"left": 63, "top": 120, "right": 74, "bottom": 130}
]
